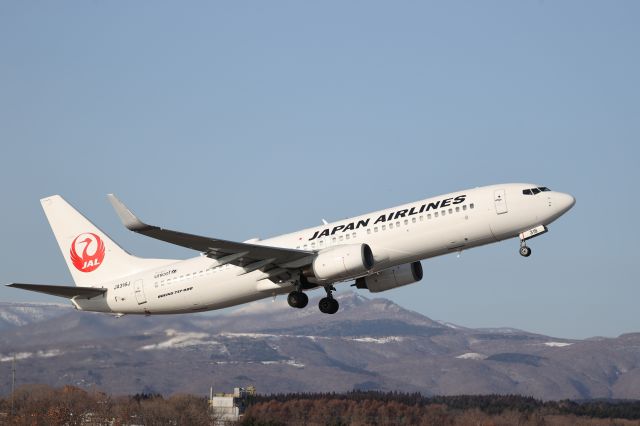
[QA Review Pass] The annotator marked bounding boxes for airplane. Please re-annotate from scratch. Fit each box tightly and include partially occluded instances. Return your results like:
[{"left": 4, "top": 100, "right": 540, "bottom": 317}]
[{"left": 7, "top": 183, "right": 575, "bottom": 315}]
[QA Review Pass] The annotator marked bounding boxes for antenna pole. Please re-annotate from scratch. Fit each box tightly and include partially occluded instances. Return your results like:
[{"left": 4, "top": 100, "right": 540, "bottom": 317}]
[{"left": 11, "top": 355, "right": 16, "bottom": 417}]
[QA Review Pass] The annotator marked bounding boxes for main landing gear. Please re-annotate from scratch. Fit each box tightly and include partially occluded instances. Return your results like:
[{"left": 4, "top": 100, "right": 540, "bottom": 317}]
[
  {"left": 287, "top": 275, "right": 311, "bottom": 309},
  {"left": 319, "top": 285, "right": 339, "bottom": 315},
  {"left": 286, "top": 278, "right": 339, "bottom": 314},
  {"left": 287, "top": 290, "right": 308, "bottom": 309}
]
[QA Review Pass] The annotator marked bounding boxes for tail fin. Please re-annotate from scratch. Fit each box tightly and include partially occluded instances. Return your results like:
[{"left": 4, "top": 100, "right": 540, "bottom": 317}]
[{"left": 40, "top": 195, "right": 175, "bottom": 287}]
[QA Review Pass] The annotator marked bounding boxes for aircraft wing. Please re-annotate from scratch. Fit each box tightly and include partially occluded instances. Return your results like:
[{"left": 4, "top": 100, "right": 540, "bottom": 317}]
[
  {"left": 107, "top": 194, "right": 314, "bottom": 279},
  {"left": 7, "top": 283, "right": 107, "bottom": 299}
]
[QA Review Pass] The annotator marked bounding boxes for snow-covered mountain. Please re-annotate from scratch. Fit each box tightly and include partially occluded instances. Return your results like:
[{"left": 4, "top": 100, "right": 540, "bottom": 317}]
[
  {"left": 0, "top": 293, "right": 638, "bottom": 400},
  {"left": 0, "top": 302, "right": 70, "bottom": 330}
]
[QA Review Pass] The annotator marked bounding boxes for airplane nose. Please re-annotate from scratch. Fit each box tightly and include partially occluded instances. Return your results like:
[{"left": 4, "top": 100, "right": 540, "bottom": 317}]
[{"left": 557, "top": 192, "right": 576, "bottom": 213}]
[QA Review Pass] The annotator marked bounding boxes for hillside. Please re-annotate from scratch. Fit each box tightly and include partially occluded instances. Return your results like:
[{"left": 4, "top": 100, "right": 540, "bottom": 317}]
[{"left": 1, "top": 293, "right": 639, "bottom": 399}]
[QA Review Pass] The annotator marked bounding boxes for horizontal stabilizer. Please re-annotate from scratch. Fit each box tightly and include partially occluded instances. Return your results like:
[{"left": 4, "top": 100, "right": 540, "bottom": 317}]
[{"left": 7, "top": 283, "right": 107, "bottom": 299}]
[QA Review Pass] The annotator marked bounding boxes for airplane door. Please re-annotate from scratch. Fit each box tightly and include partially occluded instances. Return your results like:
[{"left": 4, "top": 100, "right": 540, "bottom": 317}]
[
  {"left": 494, "top": 189, "right": 508, "bottom": 215},
  {"left": 134, "top": 279, "right": 147, "bottom": 305}
]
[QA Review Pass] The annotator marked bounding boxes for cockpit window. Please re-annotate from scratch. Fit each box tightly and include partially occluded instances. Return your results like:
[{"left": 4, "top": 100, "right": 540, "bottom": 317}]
[{"left": 523, "top": 186, "right": 551, "bottom": 195}]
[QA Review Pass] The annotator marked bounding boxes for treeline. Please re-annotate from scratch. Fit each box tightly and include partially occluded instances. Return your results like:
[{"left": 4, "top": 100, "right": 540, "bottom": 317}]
[
  {"left": 0, "top": 384, "right": 210, "bottom": 425},
  {"left": 1, "top": 385, "right": 640, "bottom": 425},
  {"left": 242, "top": 392, "right": 640, "bottom": 426}
]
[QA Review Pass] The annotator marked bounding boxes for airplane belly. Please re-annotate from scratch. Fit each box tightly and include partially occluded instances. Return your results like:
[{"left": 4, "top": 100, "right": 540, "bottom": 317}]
[
  {"left": 145, "top": 269, "right": 276, "bottom": 314},
  {"left": 73, "top": 295, "right": 112, "bottom": 313}
]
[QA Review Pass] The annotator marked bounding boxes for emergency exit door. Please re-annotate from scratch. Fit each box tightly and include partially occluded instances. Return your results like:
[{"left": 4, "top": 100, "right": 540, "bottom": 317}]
[
  {"left": 494, "top": 189, "right": 508, "bottom": 215},
  {"left": 134, "top": 279, "right": 147, "bottom": 305}
]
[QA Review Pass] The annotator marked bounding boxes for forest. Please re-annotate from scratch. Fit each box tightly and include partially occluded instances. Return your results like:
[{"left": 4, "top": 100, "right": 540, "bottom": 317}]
[{"left": 1, "top": 385, "right": 640, "bottom": 425}]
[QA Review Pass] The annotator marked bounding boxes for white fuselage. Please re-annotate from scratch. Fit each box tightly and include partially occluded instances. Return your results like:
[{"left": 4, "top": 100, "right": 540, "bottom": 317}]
[{"left": 75, "top": 183, "right": 575, "bottom": 315}]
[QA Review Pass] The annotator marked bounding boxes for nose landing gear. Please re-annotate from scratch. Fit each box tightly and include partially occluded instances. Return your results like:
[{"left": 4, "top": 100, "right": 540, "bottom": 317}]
[
  {"left": 519, "top": 244, "right": 532, "bottom": 257},
  {"left": 518, "top": 225, "right": 547, "bottom": 257}
]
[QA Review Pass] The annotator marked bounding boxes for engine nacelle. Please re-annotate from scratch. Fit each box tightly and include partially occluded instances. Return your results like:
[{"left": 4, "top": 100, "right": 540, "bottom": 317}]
[
  {"left": 309, "top": 244, "right": 374, "bottom": 282},
  {"left": 355, "top": 261, "right": 423, "bottom": 293}
]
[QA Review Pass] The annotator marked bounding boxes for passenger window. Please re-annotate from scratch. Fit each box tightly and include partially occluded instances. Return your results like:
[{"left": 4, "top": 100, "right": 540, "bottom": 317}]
[
  {"left": 339, "top": 235, "right": 344, "bottom": 241},
  {"left": 435, "top": 212, "right": 439, "bottom": 217},
  {"left": 311, "top": 242, "right": 316, "bottom": 247},
  {"left": 396, "top": 221, "right": 400, "bottom": 227},
  {"left": 427, "top": 214, "right": 432, "bottom": 219},
  {"left": 374, "top": 227, "right": 378, "bottom": 232},
  {"left": 455, "top": 207, "right": 460, "bottom": 212},
  {"left": 448, "top": 208, "right": 453, "bottom": 214},
  {"left": 303, "top": 244, "right": 307, "bottom": 249},
  {"left": 412, "top": 218, "right": 416, "bottom": 223},
  {"left": 419, "top": 216, "right": 423, "bottom": 221},
  {"left": 367, "top": 229, "right": 371, "bottom": 234},
  {"left": 441, "top": 210, "right": 446, "bottom": 216},
  {"left": 345, "top": 234, "right": 350, "bottom": 240},
  {"left": 332, "top": 237, "right": 336, "bottom": 243},
  {"left": 463, "top": 205, "right": 467, "bottom": 211},
  {"left": 470, "top": 203, "right": 475, "bottom": 209},
  {"left": 382, "top": 225, "right": 386, "bottom": 230},
  {"left": 352, "top": 233, "right": 356, "bottom": 238},
  {"left": 389, "top": 223, "right": 394, "bottom": 229},
  {"left": 404, "top": 219, "right": 408, "bottom": 225}
]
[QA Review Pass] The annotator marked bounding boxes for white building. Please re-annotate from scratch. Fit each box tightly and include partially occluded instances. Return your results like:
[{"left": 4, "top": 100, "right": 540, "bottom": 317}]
[{"left": 209, "top": 386, "right": 255, "bottom": 424}]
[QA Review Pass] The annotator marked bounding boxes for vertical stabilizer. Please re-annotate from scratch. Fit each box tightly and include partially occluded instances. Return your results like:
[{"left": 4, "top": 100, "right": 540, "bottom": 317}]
[{"left": 40, "top": 195, "right": 174, "bottom": 287}]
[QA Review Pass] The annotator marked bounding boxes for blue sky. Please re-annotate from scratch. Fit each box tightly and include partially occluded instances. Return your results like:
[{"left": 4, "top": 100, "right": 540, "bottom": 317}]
[{"left": 1, "top": 1, "right": 638, "bottom": 339}]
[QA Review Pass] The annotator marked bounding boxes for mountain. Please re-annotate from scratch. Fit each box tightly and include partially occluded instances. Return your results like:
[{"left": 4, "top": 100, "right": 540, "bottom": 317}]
[
  {"left": 0, "top": 293, "right": 639, "bottom": 400},
  {"left": 0, "top": 302, "right": 70, "bottom": 331}
]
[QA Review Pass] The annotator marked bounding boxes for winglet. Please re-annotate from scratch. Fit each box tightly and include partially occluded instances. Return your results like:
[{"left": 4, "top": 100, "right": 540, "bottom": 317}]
[{"left": 107, "top": 194, "right": 151, "bottom": 231}]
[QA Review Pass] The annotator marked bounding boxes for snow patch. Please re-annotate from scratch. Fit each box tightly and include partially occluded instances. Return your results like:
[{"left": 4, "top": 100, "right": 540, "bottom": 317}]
[
  {"left": 260, "top": 360, "right": 305, "bottom": 368},
  {"left": 0, "top": 352, "right": 33, "bottom": 362},
  {"left": 456, "top": 352, "right": 487, "bottom": 360},
  {"left": 544, "top": 342, "right": 573, "bottom": 347},
  {"left": 219, "top": 332, "right": 278, "bottom": 339},
  {"left": 347, "top": 336, "right": 404, "bottom": 344},
  {"left": 0, "top": 349, "right": 63, "bottom": 362},
  {"left": 436, "top": 320, "right": 461, "bottom": 329},
  {"left": 140, "top": 330, "right": 218, "bottom": 350}
]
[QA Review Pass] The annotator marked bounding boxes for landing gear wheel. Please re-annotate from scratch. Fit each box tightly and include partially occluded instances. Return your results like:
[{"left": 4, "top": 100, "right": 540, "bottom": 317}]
[
  {"left": 519, "top": 246, "right": 532, "bottom": 257},
  {"left": 319, "top": 297, "right": 339, "bottom": 314},
  {"left": 287, "top": 291, "right": 308, "bottom": 309},
  {"left": 328, "top": 298, "right": 339, "bottom": 314}
]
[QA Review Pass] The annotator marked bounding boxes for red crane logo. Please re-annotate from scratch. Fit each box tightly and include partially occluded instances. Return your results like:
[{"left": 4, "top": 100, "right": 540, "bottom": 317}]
[{"left": 70, "top": 233, "right": 105, "bottom": 272}]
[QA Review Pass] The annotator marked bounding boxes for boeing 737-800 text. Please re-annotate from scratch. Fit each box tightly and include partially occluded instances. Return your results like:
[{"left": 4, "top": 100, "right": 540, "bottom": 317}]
[{"left": 8, "top": 183, "right": 575, "bottom": 315}]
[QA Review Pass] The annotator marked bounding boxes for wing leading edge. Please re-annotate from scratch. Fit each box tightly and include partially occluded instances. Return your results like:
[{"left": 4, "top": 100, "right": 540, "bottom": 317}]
[{"left": 107, "top": 194, "right": 314, "bottom": 280}]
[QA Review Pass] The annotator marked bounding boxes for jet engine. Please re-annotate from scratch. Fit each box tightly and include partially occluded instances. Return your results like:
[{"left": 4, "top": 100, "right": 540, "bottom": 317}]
[
  {"left": 307, "top": 244, "right": 374, "bottom": 282},
  {"left": 355, "top": 261, "right": 423, "bottom": 293}
]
